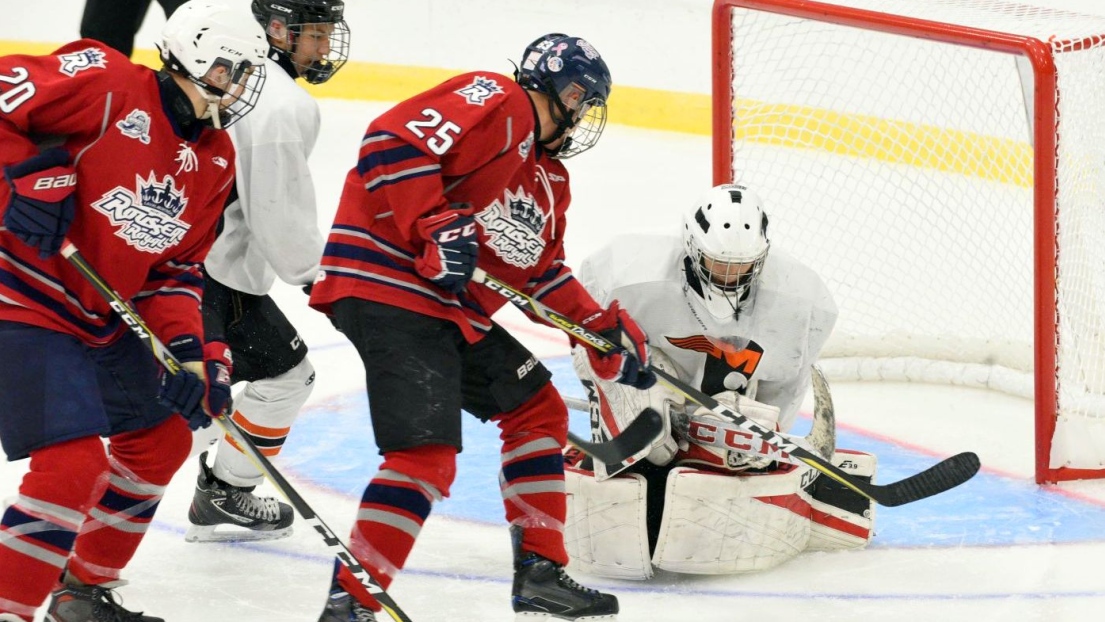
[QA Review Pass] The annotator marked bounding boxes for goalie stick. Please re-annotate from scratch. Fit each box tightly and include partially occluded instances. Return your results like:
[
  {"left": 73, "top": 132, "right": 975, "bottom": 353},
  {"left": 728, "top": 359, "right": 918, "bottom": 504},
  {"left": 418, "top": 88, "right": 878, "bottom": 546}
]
[
  {"left": 61, "top": 242, "right": 413, "bottom": 622},
  {"left": 568, "top": 407, "right": 663, "bottom": 464},
  {"left": 473, "top": 268, "right": 980, "bottom": 508}
]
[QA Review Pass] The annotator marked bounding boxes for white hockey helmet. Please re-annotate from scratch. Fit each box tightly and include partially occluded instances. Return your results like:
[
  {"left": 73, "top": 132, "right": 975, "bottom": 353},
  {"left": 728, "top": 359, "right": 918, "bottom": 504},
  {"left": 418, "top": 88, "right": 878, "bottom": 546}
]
[
  {"left": 159, "top": 1, "right": 269, "bottom": 129},
  {"left": 682, "top": 183, "right": 770, "bottom": 320}
]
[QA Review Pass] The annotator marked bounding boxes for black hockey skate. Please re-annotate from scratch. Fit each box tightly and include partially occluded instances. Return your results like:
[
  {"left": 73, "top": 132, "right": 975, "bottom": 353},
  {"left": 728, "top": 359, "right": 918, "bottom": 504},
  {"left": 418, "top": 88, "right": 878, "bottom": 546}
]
[
  {"left": 511, "top": 527, "right": 618, "bottom": 621},
  {"left": 317, "top": 588, "right": 377, "bottom": 622},
  {"left": 185, "top": 451, "right": 293, "bottom": 543},
  {"left": 45, "top": 582, "right": 162, "bottom": 622}
]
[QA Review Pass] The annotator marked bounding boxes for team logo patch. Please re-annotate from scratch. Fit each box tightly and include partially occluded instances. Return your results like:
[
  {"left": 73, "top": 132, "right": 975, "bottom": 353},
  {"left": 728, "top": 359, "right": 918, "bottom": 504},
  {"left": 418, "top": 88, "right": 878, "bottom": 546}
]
[
  {"left": 455, "top": 76, "right": 504, "bottom": 106},
  {"left": 116, "top": 109, "right": 151, "bottom": 144},
  {"left": 518, "top": 134, "right": 533, "bottom": 159},
  {"left": 58, "top": 48, "right": 107, "bottom": 77},
  {"left": 92, "top": 173, "right": 191, "bottom": 254},
  {"left": 667, "top": 335, "right": 765, "bottom": 394},
  {"left": 576, "top": 39, "right": 600, "bottom": 60},
  {"left": 475, "top": 187, "right": 548, "bottom": 268}
]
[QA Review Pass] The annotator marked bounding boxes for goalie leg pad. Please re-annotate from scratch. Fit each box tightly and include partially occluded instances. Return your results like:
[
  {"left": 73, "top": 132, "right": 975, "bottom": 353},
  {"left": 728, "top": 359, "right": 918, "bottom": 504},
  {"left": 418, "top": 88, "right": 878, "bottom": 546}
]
[
  {"left": 652, "top": 465, "right": 811, "bottom": 575},
  {"left": 807, "top": 449, "right": 877, "bottom": 551},
  {"left": 563, "top": 465, "right": 653, "bottom": 580}
]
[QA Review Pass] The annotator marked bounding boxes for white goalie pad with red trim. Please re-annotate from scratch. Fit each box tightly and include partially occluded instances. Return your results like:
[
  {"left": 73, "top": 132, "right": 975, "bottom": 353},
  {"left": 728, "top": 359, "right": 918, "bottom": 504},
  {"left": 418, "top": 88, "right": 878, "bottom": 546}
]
[
  {"left": 651, "top": 464, "right": 814, "bottom": 574},
  {"left": 807, "top": 449, "right": 876, "bottom": 551},
  {"left": 563, "top": 463, "right": 653, "bottom": 580}
]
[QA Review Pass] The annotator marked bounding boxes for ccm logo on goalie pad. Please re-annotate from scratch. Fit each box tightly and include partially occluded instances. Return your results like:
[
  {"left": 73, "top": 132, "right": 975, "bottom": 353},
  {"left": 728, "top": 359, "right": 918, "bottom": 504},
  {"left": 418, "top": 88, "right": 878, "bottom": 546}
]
[{"left": 687, "top": 419, "right": 792, "bottom": 462}]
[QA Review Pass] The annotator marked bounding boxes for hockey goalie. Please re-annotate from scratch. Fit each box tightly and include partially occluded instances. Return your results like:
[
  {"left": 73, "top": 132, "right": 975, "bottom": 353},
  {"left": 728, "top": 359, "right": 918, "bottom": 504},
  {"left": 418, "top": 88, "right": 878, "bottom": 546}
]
[{"left": 563, "top": 183, "right": 877, "bottom": 579}]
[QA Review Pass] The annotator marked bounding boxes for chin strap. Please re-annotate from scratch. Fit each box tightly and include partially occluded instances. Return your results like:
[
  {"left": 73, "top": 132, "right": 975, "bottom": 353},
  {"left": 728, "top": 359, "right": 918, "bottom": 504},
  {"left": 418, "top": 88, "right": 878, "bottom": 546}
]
[{"left": 187, "top": 81, "right": 223, "bottom": 130}]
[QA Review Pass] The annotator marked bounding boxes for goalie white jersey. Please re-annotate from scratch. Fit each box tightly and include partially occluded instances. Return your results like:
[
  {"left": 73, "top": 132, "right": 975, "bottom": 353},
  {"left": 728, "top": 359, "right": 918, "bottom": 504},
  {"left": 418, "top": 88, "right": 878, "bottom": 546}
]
[{"left": 577, "top": 233, "right": 838, "bottom": 431}]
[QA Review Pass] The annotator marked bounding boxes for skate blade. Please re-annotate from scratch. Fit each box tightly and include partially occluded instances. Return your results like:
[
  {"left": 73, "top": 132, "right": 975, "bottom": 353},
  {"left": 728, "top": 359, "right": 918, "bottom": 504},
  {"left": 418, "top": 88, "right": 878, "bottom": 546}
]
[{"left": 184, "top": 523, "right": 293, "bottom": 543}]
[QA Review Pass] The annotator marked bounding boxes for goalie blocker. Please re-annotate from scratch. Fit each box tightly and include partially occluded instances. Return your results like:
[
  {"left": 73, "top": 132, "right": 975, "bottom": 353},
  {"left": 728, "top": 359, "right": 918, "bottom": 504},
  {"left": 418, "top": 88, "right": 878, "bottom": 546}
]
[{"left": 563, "top": 449, "right": 876, "bottom": 579}]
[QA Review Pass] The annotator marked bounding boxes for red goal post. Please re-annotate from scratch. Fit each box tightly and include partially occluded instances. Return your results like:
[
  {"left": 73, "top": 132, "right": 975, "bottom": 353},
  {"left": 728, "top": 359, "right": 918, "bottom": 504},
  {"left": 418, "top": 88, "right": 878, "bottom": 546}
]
[{"left": 711, "top": 0, "right": 1105, "bottom": 484}]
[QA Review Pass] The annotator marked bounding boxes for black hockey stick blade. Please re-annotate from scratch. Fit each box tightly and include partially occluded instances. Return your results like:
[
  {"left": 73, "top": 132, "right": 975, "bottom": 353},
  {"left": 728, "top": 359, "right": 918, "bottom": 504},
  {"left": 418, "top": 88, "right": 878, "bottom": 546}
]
[
  {"left": 862, "top": 451, "right": 981, "bottom": 507},
  {"left": 567, "top": 408, "right": 664, "bottom": 464}
]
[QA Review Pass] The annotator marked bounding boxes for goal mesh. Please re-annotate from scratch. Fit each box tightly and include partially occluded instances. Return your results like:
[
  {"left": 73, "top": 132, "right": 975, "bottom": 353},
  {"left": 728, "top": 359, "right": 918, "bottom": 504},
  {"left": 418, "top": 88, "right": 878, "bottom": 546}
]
[{"left": 712, "top": 0, "right": 1105, "bottom": 482}]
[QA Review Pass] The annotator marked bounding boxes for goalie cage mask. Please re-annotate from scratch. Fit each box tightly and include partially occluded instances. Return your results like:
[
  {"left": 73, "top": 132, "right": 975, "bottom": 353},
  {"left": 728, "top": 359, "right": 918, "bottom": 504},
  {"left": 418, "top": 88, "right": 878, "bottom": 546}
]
[{"left": 682, "top": 183, "right": 770, "bottom": 321}]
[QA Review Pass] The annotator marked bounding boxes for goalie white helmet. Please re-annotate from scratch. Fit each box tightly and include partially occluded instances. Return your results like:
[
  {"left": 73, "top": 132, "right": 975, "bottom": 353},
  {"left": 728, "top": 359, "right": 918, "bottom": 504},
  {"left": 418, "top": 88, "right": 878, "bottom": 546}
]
[
  {"left": 682, "top": 184, "right": 770, "bottom": 320},
  {"left": 159, "top": 1, "right": 269, "bottom": 129}
]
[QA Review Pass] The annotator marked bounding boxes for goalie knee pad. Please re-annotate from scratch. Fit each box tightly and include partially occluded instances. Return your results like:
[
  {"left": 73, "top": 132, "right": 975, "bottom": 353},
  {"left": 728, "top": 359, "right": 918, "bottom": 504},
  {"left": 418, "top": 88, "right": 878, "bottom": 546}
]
[
  {"left": 563, "top": 463, "right": 653, "bottom": 580},
  {"left": 652, "top": 464, "right": 811, "bottom": 574},
  {"left": 807, "top": 450, "right": 876, "bottom": 551}
]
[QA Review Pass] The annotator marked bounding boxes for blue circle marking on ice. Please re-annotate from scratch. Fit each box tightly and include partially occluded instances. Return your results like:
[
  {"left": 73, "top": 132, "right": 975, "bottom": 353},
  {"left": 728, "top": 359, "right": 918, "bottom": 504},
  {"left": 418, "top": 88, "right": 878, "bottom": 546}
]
[{"left": 281, "top": 356, "right": 1105, "bottom": 548}]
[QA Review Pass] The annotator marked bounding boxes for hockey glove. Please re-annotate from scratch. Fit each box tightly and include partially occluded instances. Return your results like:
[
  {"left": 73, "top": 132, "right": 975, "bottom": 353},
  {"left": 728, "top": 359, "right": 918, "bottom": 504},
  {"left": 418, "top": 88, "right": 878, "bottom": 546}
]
[
  {"left": 159, "top": 336, "right": 234, "bottom": 430},
  {"left": 582, "top": 301, "right": 656, "bottom": 390},
  {"left": 413, "top": 211, "right": 479, "bottom": 293},
  {"left": 2, "top": 148, "right": 77, "bottom": 259}
]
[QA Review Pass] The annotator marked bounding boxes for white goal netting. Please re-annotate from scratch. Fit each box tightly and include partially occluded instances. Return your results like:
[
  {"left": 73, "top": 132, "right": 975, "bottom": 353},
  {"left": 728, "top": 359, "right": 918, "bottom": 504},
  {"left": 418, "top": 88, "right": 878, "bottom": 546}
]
[{"left": 715, "top": 0, "right": 1105, "bottom": 481}]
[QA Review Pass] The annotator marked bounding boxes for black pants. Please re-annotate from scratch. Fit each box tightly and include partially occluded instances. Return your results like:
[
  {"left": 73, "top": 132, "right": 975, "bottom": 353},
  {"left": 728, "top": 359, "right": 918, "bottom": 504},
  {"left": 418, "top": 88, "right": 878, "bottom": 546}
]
[
  {"left": 202, "top": 274, "right": 308, "bottom": 384},
  {"left": 332, "top": 298, "right": 553, "bottom": 454},
  {"left": 80, "top": 0, "right": 189, "bottom": 57}
]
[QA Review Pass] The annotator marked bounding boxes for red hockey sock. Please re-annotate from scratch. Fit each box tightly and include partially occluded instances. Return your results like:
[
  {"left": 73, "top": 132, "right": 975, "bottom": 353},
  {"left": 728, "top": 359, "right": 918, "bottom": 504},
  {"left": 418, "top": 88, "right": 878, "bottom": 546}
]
[
  {"left": 67, "top": 416, "right": 191, "bottom": 585},
  {"left": 337, "top": 443, "right": 457, "bottom": 608},
  {"left": 0, "top": 437, "right": 108, "bottom": 618},
  {"left": 494, "top": 382, "right": 570, "bottom": 565}
]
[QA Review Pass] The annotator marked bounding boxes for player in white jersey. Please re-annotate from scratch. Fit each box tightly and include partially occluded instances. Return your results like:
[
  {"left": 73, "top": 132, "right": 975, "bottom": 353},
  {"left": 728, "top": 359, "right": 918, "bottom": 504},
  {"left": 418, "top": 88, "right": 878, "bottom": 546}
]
[
  {"left": 184, "top": 0, "right": 350, "bottom": 543},
  {"left": 565, "top": 183, "right": 878, "bottom": 579}
]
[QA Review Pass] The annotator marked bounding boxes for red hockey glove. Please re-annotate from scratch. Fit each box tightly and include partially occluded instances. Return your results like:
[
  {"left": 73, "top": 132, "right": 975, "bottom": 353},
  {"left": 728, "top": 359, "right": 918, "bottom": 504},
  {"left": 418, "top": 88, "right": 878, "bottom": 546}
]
[
  {"left": 3, "top": 148, "right": 77, "bottom": 259},
  {"left": 582, "top": 301, "right": 656, "bottom": 390},
  {"left": 159, "top": 336, "right": 234, "bottom": 430},
  {"left": 413, "top": 211, "right": 479, "bottom": 293}
]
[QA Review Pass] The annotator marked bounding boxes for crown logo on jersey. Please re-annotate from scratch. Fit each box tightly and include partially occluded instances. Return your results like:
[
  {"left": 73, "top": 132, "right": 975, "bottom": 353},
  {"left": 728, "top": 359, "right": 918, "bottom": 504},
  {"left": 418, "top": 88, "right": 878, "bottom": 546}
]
[
  {"left": 476, "top": 187, "right": 548, "bottom": 269},
  {"left": 138, "top": 174, "right": 187, "bottom": 218},
  {"left": 508, "top": 196, "right": 543, "bottom": 235},
  {"left": 92, "top": 173, "right": 190, "bottom": 254},
  {"left": 455, "top": 76, "right": 504, "bottom": 106},
  {"left": 58, "top": 47, "right": 108, "bottom": 77}
]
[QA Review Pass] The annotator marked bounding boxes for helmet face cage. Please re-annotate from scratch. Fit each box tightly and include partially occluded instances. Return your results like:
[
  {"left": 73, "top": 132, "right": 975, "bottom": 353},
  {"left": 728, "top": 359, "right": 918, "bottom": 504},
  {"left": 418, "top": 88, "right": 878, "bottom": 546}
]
[
  {"left": 682, "top": 185, "right": 771, "bottom": 320},
  {"left": 201, "top": 58, "right": 267, "bottom": 128},
  {"left": 516, "top": 34, "right": 612, "bottom": 158},
  {"left": 160, "top": 1, "right": 269, "bottom": 128},
  {"left": 251, "top": 0, "right": 349, "bottom": 84}
]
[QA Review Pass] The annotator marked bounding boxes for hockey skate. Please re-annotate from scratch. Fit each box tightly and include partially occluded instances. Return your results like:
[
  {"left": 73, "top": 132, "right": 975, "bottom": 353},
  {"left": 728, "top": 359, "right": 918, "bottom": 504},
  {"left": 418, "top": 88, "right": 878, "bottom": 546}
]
[
  {"left": 185, "top": 451, "right": 293, "bottom": 543},
  {"left": 511, "top": 525, "right": 618, "bottom": 621},
  {"left": 45, "top": 581, "right": 162, "bottom": 622},
  {"left": 317, "top": 588, "right": 377, "bottom": 622}
]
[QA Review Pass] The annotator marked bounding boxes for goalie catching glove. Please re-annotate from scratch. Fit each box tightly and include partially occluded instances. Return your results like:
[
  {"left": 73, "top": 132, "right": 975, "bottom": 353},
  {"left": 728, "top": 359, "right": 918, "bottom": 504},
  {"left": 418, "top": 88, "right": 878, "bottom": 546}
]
[
  {"left": 676, "top": 392, "right": 782, "bottom": 471},
  {"left": 158, "top": 336, "right": 233, "bottom": 430}
]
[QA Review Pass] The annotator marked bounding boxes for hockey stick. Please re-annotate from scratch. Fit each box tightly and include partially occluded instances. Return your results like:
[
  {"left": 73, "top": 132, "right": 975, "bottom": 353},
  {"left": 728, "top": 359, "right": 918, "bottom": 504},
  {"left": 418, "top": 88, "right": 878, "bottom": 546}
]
[
  {"left": 567, "top": 408, "right": 663, "bottom": 464},
  {"left": 61, "top": 242, "right": 413, "bottom": 622},
  {"left": 473, "top": 268, "right": 980, "bottom": 507}
]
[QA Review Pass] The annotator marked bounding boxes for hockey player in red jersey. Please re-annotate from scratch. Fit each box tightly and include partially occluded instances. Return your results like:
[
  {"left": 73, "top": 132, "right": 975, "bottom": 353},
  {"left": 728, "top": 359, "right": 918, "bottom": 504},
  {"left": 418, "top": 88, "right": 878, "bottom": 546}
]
[
  {"left": 0, "top": 2, "right": 267, "bottom": 621},
  {"left": 308, "top": 34, "right": 652, "bottom": 621}
]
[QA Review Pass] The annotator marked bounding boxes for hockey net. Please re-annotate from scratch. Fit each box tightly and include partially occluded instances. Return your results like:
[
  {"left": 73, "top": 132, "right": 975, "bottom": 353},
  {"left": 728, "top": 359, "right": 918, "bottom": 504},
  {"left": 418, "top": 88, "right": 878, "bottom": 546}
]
[{"left": 712, "top": 0, "right": 1105, "bottom": 483}]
